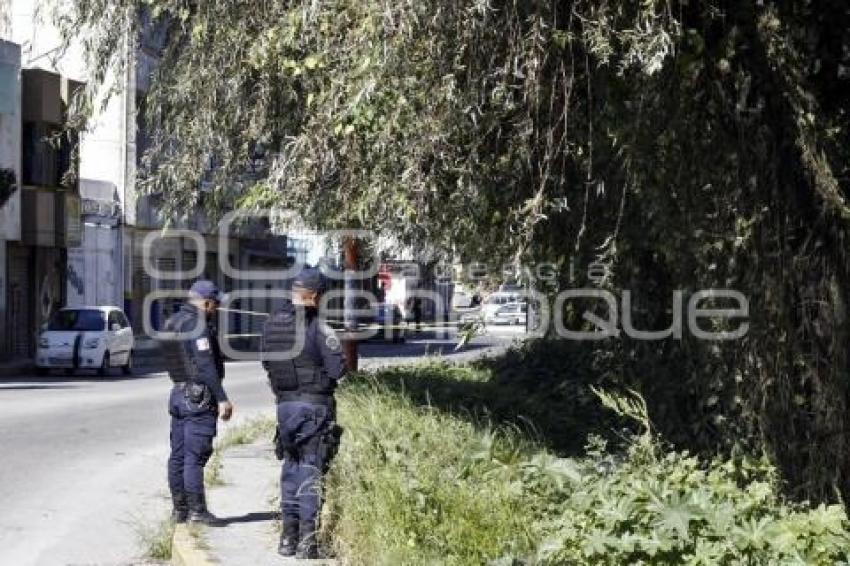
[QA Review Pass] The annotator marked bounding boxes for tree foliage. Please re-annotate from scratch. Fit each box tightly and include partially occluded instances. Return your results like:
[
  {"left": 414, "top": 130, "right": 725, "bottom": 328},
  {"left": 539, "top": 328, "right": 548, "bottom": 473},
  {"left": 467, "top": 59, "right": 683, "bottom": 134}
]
[{"left": 56, "top": 0, "right": 850, "bottom": 504}]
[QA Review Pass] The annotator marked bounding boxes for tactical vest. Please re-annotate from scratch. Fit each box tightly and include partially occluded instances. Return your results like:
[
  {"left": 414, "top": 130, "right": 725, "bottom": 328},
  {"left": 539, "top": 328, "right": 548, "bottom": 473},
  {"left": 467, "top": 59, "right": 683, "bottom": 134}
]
[
  {"left": 161, "top": 309, "right": 199, "bottom": 384},
  {"left": 264, "top": 306, "right": 335, "bottom": 398}
]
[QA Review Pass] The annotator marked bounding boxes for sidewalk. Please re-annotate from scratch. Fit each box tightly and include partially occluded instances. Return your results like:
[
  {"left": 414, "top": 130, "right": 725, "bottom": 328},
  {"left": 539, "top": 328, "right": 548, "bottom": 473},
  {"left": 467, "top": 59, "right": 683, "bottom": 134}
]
[{"left": 199, "top": 442, "right": 336, "bottom": 565}]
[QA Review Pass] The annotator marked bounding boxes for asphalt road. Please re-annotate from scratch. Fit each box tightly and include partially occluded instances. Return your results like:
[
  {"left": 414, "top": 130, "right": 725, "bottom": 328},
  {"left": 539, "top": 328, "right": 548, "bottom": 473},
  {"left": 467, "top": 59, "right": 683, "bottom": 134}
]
[{"left": 0, "top": 327, "right": 521, "bottom": 565}]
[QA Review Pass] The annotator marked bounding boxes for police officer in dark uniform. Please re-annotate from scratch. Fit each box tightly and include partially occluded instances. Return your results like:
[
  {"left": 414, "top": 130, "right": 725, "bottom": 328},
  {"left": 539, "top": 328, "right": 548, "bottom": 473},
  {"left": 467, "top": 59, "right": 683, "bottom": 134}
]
[
  {"left": 161, "top": 280, "right": 234, "bottom": 525},
  {"left": 262, "top": 268, "right": 345, "bottom": 558}
]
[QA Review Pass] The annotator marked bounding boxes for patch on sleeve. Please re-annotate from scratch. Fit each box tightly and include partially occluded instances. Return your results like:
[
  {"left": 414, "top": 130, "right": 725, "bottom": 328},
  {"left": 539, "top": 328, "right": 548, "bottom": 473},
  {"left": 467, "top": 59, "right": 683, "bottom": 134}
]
[
  {"left": 325, "top": 335, "right": 341, "bottom": 351},
  {"left": 196, "top": 337, "right": 210, "bottom": 351}
]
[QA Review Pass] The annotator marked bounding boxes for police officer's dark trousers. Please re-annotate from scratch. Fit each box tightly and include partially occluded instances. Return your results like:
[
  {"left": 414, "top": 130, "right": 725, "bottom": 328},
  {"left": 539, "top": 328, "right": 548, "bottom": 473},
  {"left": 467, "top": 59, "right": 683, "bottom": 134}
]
[
  {"left": 277, "top": 400, "right": 332, "bottom": 548},
  {"left": 168, "top": 384, "right": 217, "bottom": 497}
]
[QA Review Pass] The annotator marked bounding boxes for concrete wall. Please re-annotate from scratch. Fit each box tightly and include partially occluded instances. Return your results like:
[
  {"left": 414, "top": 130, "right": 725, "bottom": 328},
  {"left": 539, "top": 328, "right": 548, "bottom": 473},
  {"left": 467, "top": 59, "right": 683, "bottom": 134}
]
[
  {"left": 0, "top": 39, "right": 21, "bottom": 357},
  {"left": 6, "top": 0, "right": 135, "bottom": 312},
  {"left": 0, "top": 241, "right": 5, "bottom": 355},
  {"left": 65, "top": 179, "right": 123, "bottom": 308},
  {"left": 66, "top": 222, "right": 119, "bottom": 307},
  {"left": 5, "top": 1, "right": 134, "bottom": 224},
  {"left": 0, "top": 39, "right": 21, "bottom": 241}
]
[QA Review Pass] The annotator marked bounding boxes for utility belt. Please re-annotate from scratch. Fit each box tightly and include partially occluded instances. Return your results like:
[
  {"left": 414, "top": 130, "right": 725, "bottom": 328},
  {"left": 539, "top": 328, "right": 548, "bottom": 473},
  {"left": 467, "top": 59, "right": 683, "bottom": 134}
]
[
  {"left": 268, "top": 364, "right": 333, "bottom": 394},
  {"left": 275, "top": 391, "right": 336, "bottom": 410},
  {"left": 273, "top": 416, "right": 344, "bottom": 472},
  {"left": 175, "top": 380, "right": 214, "bottom": 411}
]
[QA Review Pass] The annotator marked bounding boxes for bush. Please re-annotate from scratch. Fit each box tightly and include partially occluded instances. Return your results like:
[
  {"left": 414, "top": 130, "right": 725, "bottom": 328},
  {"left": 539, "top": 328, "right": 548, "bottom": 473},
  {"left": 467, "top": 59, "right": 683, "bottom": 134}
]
[
  {"left": 325, "top": 364, "right": 850, "bottom": 565},
  {"left": 539, "top": 438, "right": 850, "bottom": 564}
]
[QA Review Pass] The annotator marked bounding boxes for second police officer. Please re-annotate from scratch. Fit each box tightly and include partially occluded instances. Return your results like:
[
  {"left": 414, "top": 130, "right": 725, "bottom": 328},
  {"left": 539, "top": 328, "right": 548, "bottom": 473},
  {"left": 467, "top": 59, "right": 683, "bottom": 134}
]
[
  {"left": 262, "top": 268, "right": 346, "bottom": 558},
  {"left": 161, "top": 280, "right": 234, "bottom": 526}
]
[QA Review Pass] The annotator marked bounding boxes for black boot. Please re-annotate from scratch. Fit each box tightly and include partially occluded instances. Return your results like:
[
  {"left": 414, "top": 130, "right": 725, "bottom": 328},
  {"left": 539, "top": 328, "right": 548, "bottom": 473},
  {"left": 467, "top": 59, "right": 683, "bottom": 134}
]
[
  {"left": 296, "top": 522, "right": 319, "bottom": 559},
  {"left": 187, "top": 492, "right": 222, "bottom": 526},
  {"left": 171, "top": 491, "right": 188, "bottom": 523},
  {"left": 277, "top": 520, "right": 299, "bottom": 557}
]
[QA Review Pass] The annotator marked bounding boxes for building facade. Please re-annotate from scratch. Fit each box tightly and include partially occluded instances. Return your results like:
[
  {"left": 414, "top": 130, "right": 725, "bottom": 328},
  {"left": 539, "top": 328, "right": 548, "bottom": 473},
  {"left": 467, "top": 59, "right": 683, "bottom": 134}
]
[
  {"left": 0, "top": 47, "right": 83, "bottom": 360},
  {"left": 0, "top": 39, "right": 21, "bottom": 359},
  {"left": 2, "top": 1, "right": 117, "bottom": 359},
  {"left": 0, "top": 3, "right": 339, "bottom": 359}
]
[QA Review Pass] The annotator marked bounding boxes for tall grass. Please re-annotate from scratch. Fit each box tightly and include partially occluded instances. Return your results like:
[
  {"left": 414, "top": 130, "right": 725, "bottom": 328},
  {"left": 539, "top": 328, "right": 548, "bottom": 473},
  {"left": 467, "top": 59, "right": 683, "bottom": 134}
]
[
  {"left": 326, "top": 373, "right": 544, "bottom": 565},
  {"left": 324, "top": 364, "right": 850, "bottom": 565},
  {"left": 135, "top": 517, "right": 175, "bottom": 561}
]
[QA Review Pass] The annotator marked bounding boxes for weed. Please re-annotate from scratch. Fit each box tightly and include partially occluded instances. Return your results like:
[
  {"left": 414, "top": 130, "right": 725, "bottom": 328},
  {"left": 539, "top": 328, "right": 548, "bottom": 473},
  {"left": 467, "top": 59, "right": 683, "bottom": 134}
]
[
  {"left": 323, "top": 364, "right": 850, "bottom": 565},
  {"left": 136, "top": 517, "right": 174, "bottom": 561}
]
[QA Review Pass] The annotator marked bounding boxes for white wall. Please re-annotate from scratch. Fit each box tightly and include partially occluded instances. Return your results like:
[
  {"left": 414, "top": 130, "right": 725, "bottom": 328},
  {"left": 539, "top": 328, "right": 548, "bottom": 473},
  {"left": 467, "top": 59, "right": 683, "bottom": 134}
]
[
  {"left": 66, "top": 222, "right": 119, "bottom": 307},
  {"left": 6, "top": 0, "right": 134, "bottom": 311},
  {"left": 5, "top": 0, "right": 134, "bottom": 221},
  {"left": 0, "top": 39, "right": 21, "bottom": 354},
  {"left": 0, "top": 39, "right": 21, "bottom": 241},
  {"left": 6, "top": 1, "right": 87, "bottom": 78}
]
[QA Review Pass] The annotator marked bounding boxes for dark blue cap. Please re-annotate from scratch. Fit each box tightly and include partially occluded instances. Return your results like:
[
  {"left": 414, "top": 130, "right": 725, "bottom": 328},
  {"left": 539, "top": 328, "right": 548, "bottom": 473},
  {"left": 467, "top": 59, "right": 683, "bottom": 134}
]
[
  {"left": 293, "top": 267, "right": 326, "bottom": 292},
  {"left": 189, "top": 280, "right": 221, "bottom": 301}
]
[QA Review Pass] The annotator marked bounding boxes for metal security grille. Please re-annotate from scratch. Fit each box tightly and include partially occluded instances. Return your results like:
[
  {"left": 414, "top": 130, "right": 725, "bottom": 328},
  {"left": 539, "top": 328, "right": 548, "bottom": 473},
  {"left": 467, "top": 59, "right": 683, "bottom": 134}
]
[
  {"left": 182, "top": 251, "right": 198, "bottom": 283},
  {"left": 7, "top": 247, "right": 32, "bottom": 358},
  {"left": 156, "top": 257, "right": 177, "bottom": 288},
  {"left": 131, "top": 254, "right": 150, "bottom": 333},
  {"left": 156, "top": 257, "right": 179, "bottom": 327}
]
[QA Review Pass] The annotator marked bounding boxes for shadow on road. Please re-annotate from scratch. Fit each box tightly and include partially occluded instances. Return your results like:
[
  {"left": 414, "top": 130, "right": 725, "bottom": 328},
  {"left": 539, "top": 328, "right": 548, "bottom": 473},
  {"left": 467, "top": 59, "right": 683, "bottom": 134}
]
[
  {"left": 220, "top": 511, "right": 278, "bottom": 525},
  {"left": 0, "top": 384, "right": 80, "bottom": 390},
  {"left": 359, "top": 340, "right": 491, "bottom": 359},
  {"left": 0, "top": 370, "right": 165, "bottom": 385}
]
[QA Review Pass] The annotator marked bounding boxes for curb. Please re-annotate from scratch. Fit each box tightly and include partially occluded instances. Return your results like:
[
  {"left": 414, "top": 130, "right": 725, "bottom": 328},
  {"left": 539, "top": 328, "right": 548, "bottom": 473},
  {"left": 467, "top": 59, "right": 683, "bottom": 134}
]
[
  {"left": 171, "top": 524, "right": 216, "bottom": 566},
  {"left": 0, "top": 360, "right": 33, "bottom": 378}
]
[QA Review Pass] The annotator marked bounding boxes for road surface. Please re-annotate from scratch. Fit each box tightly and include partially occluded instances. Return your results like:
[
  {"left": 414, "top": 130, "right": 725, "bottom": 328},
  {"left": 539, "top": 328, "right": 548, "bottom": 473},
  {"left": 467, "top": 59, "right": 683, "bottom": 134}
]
[{"left": 0, "top": 328, "right": 521, "bottom": 565}]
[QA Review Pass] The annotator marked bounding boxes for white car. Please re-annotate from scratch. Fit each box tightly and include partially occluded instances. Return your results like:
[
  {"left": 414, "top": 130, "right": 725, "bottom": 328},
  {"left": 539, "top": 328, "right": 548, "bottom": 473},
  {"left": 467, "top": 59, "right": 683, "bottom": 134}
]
[
  {"left": 487, "top": 302, "right": 528, "bottom": 325},
  {"left": 457, "top": 307, "right": 483, "bottom": 324},
  {"left": 481, "top": 292, "right": 522, "bottom": 321},
  {"left": 36, "top": 306, "right": 135, "bottom": 376}
]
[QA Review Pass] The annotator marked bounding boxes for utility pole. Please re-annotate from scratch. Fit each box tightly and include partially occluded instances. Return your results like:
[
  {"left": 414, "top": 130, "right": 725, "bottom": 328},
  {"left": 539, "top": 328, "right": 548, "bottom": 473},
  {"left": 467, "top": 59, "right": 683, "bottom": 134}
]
[{"left": 343, "top": 236, "right": 359, "bottom": 372}]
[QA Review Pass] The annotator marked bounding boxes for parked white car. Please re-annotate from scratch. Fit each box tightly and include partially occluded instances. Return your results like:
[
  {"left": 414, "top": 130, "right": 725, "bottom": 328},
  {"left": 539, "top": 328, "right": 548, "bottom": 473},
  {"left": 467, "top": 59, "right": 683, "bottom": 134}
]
[
  {"left": 457, "top": 307, "right": 483, "bottom": 324},
  {"left": 36, "top": 306, "right": 134, "bottom": 376},
  {"left": 481, "top": 292, "right": 523, "bottom": 321},
  {"left": 487, "top": 302, "right": 528, "bottom": 325}
]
